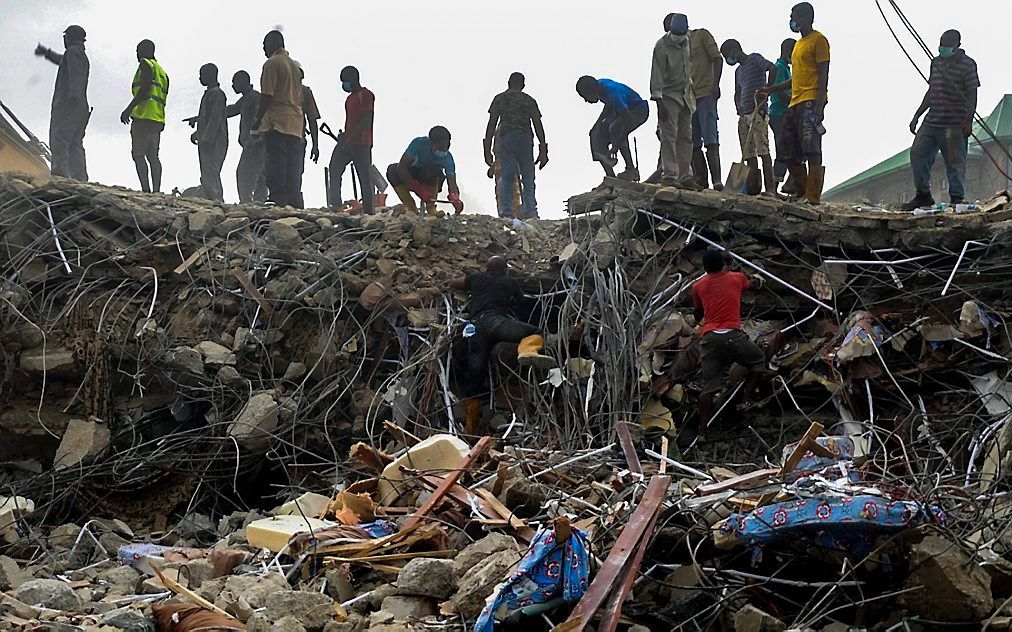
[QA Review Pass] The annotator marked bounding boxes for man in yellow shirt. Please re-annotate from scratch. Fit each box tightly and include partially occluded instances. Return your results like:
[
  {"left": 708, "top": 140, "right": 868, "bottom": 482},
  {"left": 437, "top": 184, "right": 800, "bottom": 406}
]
[
  {"left": 761, "top": 2, "right": 829, "bottom": 205},
  {"left": 254, "top": 30, "right": 304, "bottom": 208}
]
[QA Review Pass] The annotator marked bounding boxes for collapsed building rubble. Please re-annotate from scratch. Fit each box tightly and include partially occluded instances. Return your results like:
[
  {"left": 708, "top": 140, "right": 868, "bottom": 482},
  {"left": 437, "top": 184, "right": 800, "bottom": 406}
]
[{"left": 2, "top": 172, "right": 1012, "bottom": 630}]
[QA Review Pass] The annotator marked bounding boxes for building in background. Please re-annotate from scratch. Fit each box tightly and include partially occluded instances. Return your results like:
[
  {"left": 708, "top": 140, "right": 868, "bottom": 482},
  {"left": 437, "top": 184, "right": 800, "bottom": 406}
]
[
  {"left": 825, "top": 94, "right": 1012, "bottom": 204},
  {"left": 0, "top": 101, "right": 50, "bottom": 177}
]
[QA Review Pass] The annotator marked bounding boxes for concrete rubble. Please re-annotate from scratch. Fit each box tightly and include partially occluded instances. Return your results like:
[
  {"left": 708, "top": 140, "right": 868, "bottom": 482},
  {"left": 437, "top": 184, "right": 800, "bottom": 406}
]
[{"left": 2, "top": 172, "right": 1012, "bottom": 629}]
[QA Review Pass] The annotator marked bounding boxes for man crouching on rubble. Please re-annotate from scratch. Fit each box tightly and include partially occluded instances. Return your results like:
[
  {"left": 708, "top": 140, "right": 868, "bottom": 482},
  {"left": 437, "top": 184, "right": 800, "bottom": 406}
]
[
  {"left": 693, "top": 250, "right": 767, "bottom": 431},
  {"left": 449, "top": 256, "right": 554, "bottom": 433}
]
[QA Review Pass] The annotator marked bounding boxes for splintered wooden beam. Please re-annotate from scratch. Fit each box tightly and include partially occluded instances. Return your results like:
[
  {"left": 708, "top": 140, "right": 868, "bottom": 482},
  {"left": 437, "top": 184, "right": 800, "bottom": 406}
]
[
  {"left": 554, "top": 475, "right": 671, "bottom": 632},
  {"left": 402, "top": 436, "right": 492, "bottom": 532},
  {"left": 615, "top": 421, "right": 642, "bottom": 475}
]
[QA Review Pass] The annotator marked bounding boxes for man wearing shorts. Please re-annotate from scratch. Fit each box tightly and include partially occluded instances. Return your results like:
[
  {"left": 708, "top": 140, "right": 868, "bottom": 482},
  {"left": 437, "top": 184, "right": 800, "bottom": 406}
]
[
  {"left": 689, "top": 25, "right": 723, "bottom": 189},
  {"left": 120, "top": 39, "right": 168, "bottom": 193},
  {"left": 692, "top": 250, "right": 766, "bottom": 430},
  {"left": 761, "top": 2, "right": 829, "bottom": 205},
  {"left": 720, "top": 39, "right": 777, "bottom": 195}
]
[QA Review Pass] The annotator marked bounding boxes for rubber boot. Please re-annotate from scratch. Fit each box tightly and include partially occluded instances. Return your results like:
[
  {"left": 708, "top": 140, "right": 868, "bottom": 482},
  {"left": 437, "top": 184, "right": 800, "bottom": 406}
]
[
  {"left": 803, "top": 165, "right": 825, "bottom": 206},
  {"left": 786, "top": 164, "right": 808, "bottom": 201},
  {"left": 706, "top": 145, "right": 723, "bottom": 190},
  {"left": 424, "top": 200, "right": 439, "bottom": 216},
  {"left": 780, "top": 172, "right": 798, "bottom": 196},
  {"left": 465, "top": 399, "right": 481, "bottom": 435},
  {"left": 517, "top": 334, "right": 555, "bottom": 368},
  {"left": 392, "top": 185, "right": 419, "bottom": 214},
  {"left": 691, "top": 148, "right": 708, "bottom": 189}
]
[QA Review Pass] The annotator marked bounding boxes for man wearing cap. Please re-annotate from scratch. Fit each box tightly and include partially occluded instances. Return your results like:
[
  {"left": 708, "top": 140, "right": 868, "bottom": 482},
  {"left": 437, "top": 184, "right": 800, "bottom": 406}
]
[
  {"left": 120, "top": 39, "right": 169, "bottom": 193},
  {"left": 651, "top": 13, "right": 698, "bottom": 189},
  {"left": 35, "top": 25, "right": 90, "bottom": 181}
]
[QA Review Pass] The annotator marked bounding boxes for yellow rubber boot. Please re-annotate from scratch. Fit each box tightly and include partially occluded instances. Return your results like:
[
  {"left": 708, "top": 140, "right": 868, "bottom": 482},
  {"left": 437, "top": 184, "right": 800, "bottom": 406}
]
[
  {"left": 803, "top": 165, "right": 825, "bottom": 206},
  {"left": 424, "top": 200, "right": 439, "bottom": 216},
  {"left": 393, "top": 185, "right": 419, "bottom": 214},
  {"left": 517, "top": 334, "right": 555, "bottom": 368},
  {"left": 465, "top": 399, "right": 481, "bottom": 435}
]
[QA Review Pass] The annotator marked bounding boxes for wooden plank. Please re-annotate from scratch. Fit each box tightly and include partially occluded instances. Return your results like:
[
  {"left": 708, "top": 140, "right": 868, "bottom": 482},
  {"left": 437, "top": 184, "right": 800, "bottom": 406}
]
[
  {"left": 555, "top": 475, "right": 671, "bottom": 632},
  {"left": 599, "top": 497, "right": 663, "bottom": 632},
  {"left": 402, "top": 436, "right": 493, "bottom": 532},
  {"left": 232, "top": 268, "right": 273, "bottom": 315},
  {"left": 473, "top": 487, "right": 527, "bottom": 530},
  {"left": 173, "top": 238, "right": 220, "bottom": 274},
  {"left": 694, "top": 468, "right": 780, "bottom": 496},
  {"left": 756, "top": 422, "right": 824, "bottom": 507},
  {"left": 615, "top": 421, "right": 642, "bottom": 475},
  {"left": 383, "top": 420, "right": 422, "bottom": 447},
  {"left": 658, "top": 437, "right": 669, "bottom": 474}
]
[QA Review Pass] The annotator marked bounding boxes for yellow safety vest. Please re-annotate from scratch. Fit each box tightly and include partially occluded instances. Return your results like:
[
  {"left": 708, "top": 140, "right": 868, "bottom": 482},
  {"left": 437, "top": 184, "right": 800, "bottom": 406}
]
[{"left": 131, "top": 58, "right": 169, "bottom": 123}]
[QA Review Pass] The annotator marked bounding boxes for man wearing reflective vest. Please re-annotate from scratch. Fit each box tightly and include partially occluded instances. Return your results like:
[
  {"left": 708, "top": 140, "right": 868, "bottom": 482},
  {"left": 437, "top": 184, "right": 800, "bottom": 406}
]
[{"left": 120, "top": 39, "right": 169, "bottom": 193}]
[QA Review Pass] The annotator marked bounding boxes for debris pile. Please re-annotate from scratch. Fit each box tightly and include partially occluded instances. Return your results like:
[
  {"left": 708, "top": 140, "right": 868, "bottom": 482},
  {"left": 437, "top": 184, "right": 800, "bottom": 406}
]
[{"left": 2, "top": 172, "right": 1012, "bottom": 629}]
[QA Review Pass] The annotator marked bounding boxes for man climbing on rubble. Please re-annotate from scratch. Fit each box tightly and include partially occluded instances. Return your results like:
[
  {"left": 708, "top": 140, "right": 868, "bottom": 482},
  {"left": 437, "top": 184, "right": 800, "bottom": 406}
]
[
  {"left": 120, "top": 39, "right": 168, "bottom": 194},
  {"left": 254, "top": 30, "right": 304, "bottom": 208},
  {"left": 689, "top": 20, "right": 724, "bottom": 190},
  {"left": 576, "top": 76, "right": 648, "bottom": 181},
  {"left": 693, "top": 250, "right": 767, "bottom": 433},
  {"left": 34, "top": 25, "right": 90, "bottom": 181},
  {"left": 449, "top": 256, "right": 554, "bottom": 433},
  {"left": 188, "top": 63, "right": 228, "bottom": 202},
  {"left": 720, "top": 39, "right": 778, "bottom": 195},
  {"left": 226, "top": 71, "right": 267, "bottom": 203},
  {"left": 386, "top": 126, "right": 464, "bottom": 215},
  {"left": 650, "top": 13, "right": 699, "bottom": 190},
  {"left": 327, "top": 66, "right": 375, "bottom": 214},
  {"left": 760, "top": 2, "right": 829, "bottom": 205},
  {"left": 901, "top": 29, "right": 979, "bottom": 211},
  {"left": 484, "top": 72, "right": 548, "bottom": 220}
]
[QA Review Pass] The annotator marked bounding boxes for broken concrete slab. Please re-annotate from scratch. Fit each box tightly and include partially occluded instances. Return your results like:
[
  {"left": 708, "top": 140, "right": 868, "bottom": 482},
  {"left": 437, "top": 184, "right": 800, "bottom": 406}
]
[
  {"left": 734, "top": 604, "right": 786, "bottom": 632},
  {"left": 452, "top": 546, "right": 521, "bottom": 619},
  {"left": 0, "top": 555, "right": 29, "bottom": 591},
  {"left": 227, "top": 392, "right": 279, "bottom": 450},
  {"left": 905, "top": 535, "right": 993, "bottom": 621},
  {"left": 195, "top": 340, "right": 236, "bottom": 366},
  {"left": 18, "top": 347, "right": 76, "bottom": 372},
  {"left": 53, "top": 419, "right": 110, "bottom": 470},
  {"left": 396, "top": 558, "right": 455, "bottom": 599},
  {"left": 264, "top": 590, "right": 334, "bottom": 631},
  {"left": 14, "top": 578, "right": 82, "bottom": 611},
  {"left": 380, "top": 595, "right": 436, "bottom": 622}
]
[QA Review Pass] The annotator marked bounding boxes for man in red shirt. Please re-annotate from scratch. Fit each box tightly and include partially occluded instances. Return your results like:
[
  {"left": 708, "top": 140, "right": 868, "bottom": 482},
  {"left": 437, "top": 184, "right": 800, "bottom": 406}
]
[
  {"left": 327, "top": 66, "right": 375, "bottom": 213},
  {"left": 692, "top": 250, "right": 767, "bottom": 430}
]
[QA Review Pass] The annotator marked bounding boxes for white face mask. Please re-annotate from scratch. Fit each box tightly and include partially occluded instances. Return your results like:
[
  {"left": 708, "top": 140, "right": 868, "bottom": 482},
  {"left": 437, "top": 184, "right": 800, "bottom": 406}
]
[{"left": 668, "top": 32, "right": 688, "bottom": 45}]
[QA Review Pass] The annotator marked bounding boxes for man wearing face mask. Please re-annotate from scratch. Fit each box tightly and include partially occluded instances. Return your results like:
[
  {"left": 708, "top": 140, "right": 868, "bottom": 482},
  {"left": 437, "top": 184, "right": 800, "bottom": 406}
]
[
  {"left": 720, "top": 39, "right": 777, "bottom": 195},
  {"left": 387, "top": 126, "right": 463, "bottom": 215},
  {"left": 902, "top": 30, "right": 979, "bottom": 210},
  {"left": 760, "top": 2, "right": 829, "bottom": 205},
  {"left": 328, "top": 66, "right": 375, "bottom": 213},
  {"left": 650, "top": 13, "right": 699, "bottom": 189}
]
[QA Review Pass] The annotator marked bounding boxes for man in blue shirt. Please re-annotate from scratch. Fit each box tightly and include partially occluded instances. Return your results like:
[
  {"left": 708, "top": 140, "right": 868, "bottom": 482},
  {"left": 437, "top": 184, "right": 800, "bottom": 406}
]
[
  {"left": 386, "top": 126, "right": 464, "bottom": 215},
  {"left": 576, "top": 76, "right": 649, "bottom": 180},
  {"left": 768, "top": 39, "right": 796, "bottom": 192}
]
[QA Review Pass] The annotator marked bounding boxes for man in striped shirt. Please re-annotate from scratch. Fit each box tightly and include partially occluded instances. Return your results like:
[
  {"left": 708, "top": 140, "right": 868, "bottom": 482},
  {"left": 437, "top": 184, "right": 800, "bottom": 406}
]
[{"left": 902, "top": 29, "right": 979, "bottom": 210}]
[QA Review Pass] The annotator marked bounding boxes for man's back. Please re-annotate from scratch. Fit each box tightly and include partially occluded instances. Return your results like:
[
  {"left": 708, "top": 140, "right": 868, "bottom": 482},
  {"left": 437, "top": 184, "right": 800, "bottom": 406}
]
[
  {"left": 53, "top": 43, "right": 89, "bottom": 112},
  {"left": 690, "top": 29, "right": 720, "bottom": 99},
  {"left": 692, "top": 271, "right": 749, "bottom": 335},
  {"left": 260, "top": 50, "right": 303, "bottom": 137},
  {"left": 466, "top": 271, "right": 521, "bottom": 318},
  {"left": 489, "top": 89, "right": 540, "bottom": 135}
]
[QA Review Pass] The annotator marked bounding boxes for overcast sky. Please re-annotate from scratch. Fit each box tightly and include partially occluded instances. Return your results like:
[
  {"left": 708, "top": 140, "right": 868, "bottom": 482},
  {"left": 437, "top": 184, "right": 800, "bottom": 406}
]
[{"left": 2, "top": 1, "right": 1007, "bottom": 217}]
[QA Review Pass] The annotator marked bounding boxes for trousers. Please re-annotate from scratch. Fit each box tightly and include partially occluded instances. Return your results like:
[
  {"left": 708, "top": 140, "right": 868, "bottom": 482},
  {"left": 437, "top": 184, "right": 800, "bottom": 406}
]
[
  {"left": 328, "top": 144, "right": 374, "bottom": 213},
  {"left": 265, "top": 130, "right": 304, "bottom": 208},
  {"left": 236, "top": 142, "right": 267, "bottom": 203},
  {"left": 50, "top": 107, "right": 89, "bottom": 181},
  {"left": 197, "top": 137, "right": 228, "bottom": 202},
  {"left": 590, "top": 104, "right": 649, "bottom": 159},
  {"left": 463, "top": 313, "right": 541, "bottom": 397},
  {"left": 658, "top": 97, "right": 693, "bottom": 180},
  {"left": 910, "top": 124, "right": 968, "bottom": 200},
  {"left": 496, "top": 130, "right": 537, "bottom": 219}
]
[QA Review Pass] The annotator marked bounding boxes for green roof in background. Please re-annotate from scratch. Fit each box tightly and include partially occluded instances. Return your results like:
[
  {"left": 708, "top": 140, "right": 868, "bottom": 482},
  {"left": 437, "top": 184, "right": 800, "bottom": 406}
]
[{"left": 825, "top": 94, "right": 1012, "bottom": 197}]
